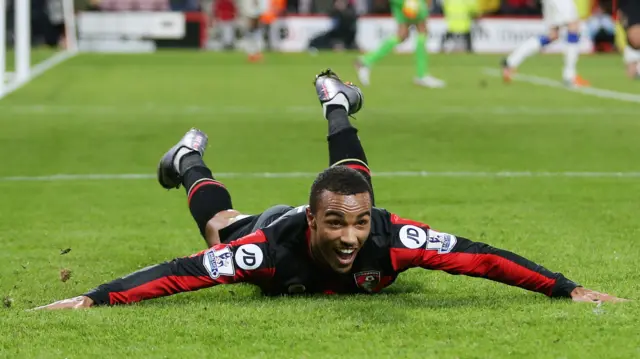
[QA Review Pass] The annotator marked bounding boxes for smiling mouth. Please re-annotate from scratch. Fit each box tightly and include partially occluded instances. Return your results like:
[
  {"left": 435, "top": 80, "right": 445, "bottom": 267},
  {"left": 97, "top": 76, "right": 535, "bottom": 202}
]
[{"left": 334, "top": 248, "right": 357, "bottom": 266}]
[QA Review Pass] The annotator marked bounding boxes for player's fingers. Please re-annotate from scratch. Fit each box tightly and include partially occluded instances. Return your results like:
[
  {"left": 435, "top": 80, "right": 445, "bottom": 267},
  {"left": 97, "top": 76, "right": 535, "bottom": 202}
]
[
  {"left": 573, "top": 293, "right": 601, "bottom": 303},
  {"left": 572, "top": 296, "right": 596, "bottom": 303},
  {"left": 29, "top": 298, "right": 76, "bottom": 311},
  {"left": 604, "top": 296, "right": 631, "bottom": 303},
  {"left": 584, "top": 293, "right": 600, "bottom": 302}
]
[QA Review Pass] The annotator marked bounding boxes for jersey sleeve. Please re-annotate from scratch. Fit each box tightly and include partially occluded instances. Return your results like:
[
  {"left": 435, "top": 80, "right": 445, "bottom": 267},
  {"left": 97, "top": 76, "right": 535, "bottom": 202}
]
[
  {"left": 84, "top": 230, "right": 274, "bottom": 306},
  {"left": 387, "top": 214, "right": 580, "bottom": 298}
]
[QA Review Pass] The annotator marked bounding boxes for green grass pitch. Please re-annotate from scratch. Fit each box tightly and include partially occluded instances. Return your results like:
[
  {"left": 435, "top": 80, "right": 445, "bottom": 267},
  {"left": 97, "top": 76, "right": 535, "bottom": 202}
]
[{"left": 0, "top": 51, "right": 639, "bottom": 358}]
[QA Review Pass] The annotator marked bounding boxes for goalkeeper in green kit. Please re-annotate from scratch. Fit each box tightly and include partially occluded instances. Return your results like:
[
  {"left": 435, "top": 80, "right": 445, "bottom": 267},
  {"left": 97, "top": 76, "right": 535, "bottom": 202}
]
[{"left": 355, "top": 0, "right": 445, "bottom": 88}]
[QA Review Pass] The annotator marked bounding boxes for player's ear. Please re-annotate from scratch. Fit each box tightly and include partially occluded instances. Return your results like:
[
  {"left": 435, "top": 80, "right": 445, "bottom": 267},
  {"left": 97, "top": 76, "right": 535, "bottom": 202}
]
[{"left": 305, "top": 206, "right": 317, "bottom": 230}]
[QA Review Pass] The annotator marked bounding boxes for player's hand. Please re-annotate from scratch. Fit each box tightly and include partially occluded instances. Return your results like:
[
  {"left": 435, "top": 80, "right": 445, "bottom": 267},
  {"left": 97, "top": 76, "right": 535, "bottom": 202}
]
[
  {"left": 570, "top": 287, "right": 629, "bottom": 303},
  {"left": 31, "top": 296, "right": 94, "bottom": 310}
]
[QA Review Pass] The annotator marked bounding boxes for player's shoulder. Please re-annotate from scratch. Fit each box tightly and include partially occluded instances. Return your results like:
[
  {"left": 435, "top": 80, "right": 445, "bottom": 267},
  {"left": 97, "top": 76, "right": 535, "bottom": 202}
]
[
  {"left": 370, "top": 207, "right": 452, "bottom": 252},
  {"left": 369, "top": 207, "right": 425, "bottom": 247},
  {"left": 358, "top": 208, "right": 437, "bottom": 272},
  {"left": 370, "top": 207, "right": 430, "bottom": 232}
]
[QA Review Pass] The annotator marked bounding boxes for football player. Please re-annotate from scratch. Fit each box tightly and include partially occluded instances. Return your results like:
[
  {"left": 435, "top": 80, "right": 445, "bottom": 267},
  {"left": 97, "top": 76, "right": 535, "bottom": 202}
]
[
  {"left": 502, "top": 0, "right": 590, "bottom": 87},
  {"left": 34, "top": 69, "right": 626, "bottom": 310},
  {"left": 354, "top": 0, "right": 445, "bottom": 88},
  {"left": 239, "top": 0, "right": 269, "bottom": 61}
]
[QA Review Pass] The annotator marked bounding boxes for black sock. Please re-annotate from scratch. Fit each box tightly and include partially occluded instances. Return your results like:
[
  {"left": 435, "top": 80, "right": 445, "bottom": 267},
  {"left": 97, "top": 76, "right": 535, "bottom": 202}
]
[
  {"left": 326, "top": 105, "right": 352, "bottom": 136},
  {"left": 326, "top": 110, "right": 374, "bottom": 205},
  {"left": 180, "top": 153, "right": 208, "bottom": 183},
  {"left": 180, "top": 154, "right": 233, "bottom": 237}
]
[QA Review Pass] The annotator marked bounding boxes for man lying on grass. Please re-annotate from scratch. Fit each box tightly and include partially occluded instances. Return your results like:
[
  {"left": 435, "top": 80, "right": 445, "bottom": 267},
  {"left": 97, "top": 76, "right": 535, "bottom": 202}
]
[{"left": 35, "top": 70, "right": 627, "bottom": 310}]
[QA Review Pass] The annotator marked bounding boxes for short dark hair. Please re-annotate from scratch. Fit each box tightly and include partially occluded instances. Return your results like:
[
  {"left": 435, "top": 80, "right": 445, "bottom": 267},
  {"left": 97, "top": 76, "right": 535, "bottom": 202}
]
[{"left": 308, "top": 166, "right": 373, "bottom": 214}]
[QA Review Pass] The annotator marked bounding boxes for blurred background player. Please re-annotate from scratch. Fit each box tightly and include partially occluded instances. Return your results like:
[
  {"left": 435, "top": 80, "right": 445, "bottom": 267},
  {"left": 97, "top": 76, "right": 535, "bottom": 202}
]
[
  {"left": 617, "top": 0, "right": 640, "bottom": 79},
  {"left": 501, "top": 0, "right": 590, "bottom": 88},
  {"left": 308, "top": 0, "right": 359, "bottom": 51},
  {"left": 239, "top": 0, "right": 269, "bottom": 61},
  {"left": 586, "top": 3, "right": 616, "bottom": 53},
  {"left": 354, "top": 0, "right": 446, "bottom": 88},
  {"left": 211, "top": 0, "right": 237, "bottom": 50},
  {"left": 260, "top": 0, "right": 287, "bottom": 52},
  {"left": 440, "top": 0, "right": 480, "bottom": 53}
]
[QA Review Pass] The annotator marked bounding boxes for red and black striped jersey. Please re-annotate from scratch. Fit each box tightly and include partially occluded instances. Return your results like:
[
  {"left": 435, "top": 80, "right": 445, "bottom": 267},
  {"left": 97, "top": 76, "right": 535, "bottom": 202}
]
[{"left": 85, "top": 206, "right": 580, "bottom": 305}]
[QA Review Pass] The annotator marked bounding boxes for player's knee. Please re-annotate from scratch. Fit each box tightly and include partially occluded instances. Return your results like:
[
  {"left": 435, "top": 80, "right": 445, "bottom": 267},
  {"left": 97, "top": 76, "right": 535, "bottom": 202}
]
[{"left": 547, "top": 30, "right": 560, "bottom": 42}]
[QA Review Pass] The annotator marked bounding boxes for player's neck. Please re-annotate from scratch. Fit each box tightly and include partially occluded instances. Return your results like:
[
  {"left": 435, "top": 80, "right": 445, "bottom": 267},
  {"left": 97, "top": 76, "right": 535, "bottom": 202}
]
[
  {"left": 307, "top": 231, "right": 321, "bottom": 263},
  {"left": 307, "top": 232, "right": 332, "bottom": 272}
]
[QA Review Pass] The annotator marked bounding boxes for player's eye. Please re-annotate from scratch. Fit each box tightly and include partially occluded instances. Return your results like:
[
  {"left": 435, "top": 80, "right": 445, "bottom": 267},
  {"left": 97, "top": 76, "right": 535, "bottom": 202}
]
[
  {"left": 326, "top": 219, "right": 342, "bottom": 227},
  {"left": 357, "top": 219, "right": 369, "bottom": 226}
]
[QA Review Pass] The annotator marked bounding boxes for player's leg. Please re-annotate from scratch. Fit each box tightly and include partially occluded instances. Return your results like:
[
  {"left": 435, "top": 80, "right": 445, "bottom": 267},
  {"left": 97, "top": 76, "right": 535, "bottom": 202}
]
[
  {"left": 502, "top": 0, "right": 559, "bottom": 82},
  {"left": 414, "top": 20, "right": 446, "bottom": 88},
  {"left": 157, "top": 129, "right": 239, "bottom": 243},
  {"left": 240, "top": 0, "right": 266, "bottom": 61},
  {"left": 354, "top": 4, "right": 410, "bottom": 86},
  {"left": 560, "top": 0, "right": 589, "bottom": 87},
  {"left": 502, "top": 27, "right": 559, "bottom": 82},
  {"left": 247, "top": 18, "right": 265, "bottom": 61},
  {"left": 313, "top": 69, "right": 374, "bottom": 204},
  {"left": 440, "top": 31, "right": 453, "bottom": 52},
  {"left": 463, "top": 32, "right": 473, "bottom": 53},
  {"left": 562, "top": 20, "right": 589, "bottom": 87}
]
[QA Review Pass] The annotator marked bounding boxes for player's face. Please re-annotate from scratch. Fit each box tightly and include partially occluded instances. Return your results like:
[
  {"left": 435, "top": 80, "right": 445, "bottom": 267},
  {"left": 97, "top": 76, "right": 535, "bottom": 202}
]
[{"left": 307, "top": 191, "right": 372, "bottom": 274}]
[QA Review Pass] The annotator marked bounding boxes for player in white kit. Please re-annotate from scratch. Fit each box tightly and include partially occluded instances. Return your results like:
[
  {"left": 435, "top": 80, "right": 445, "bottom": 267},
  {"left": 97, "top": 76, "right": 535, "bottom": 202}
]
[
  {"left": 502, "top": 0, "right": 590, "bottom": 88},
  {"left": 239, "top": 0, "right": 269, "bottom": 61}
]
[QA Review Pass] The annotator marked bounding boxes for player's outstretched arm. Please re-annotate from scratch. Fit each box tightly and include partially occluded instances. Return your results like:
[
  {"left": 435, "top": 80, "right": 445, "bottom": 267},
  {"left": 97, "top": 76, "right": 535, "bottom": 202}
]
[
  {"left": 388, "top": 214, "right": 629, "bottom": 303},
  {"left": 33, "top": 232, "right": 273, "bottom": 310}
]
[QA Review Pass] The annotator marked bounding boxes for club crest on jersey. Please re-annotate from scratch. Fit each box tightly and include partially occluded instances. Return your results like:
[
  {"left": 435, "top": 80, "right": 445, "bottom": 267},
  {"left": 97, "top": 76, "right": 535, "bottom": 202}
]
[
  {"left": 203, "top": 247, "right": 235, "bottom": 279},
  {"left": 427, "top": 229, "right": 457, "bottom": 254},
  {"left": 354, "top": 270, "right": 381, "bottom": 293}
]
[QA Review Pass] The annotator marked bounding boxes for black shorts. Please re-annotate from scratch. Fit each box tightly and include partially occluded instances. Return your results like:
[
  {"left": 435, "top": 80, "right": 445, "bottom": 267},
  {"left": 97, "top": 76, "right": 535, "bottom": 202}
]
[{"left": 218, "top": 204, "right": 294, "bottom": 244}]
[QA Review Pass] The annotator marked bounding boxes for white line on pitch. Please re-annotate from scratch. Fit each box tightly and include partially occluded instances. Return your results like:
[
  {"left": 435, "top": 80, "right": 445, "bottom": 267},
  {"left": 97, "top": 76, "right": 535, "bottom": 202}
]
[
  {"left": 2, "top": 171, "right": 640, "bottom": 182},
  {"left": 0, "top": 104, "right": 638, "bottom": 116},
  {"left": 483, "top": 68, "right": 640, "bottom": 104},
  {"left": 0, "top": 50, "right": 77, "bottom": 100}
]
